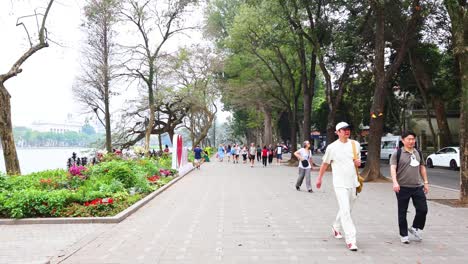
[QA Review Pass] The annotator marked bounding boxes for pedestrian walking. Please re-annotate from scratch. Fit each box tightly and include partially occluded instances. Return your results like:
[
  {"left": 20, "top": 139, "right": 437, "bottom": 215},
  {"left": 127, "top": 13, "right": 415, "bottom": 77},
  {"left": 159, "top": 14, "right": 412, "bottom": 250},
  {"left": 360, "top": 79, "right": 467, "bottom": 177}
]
[
  {"left": 316, "top": 122, "right": 361, "bottom": 251},
  {"left": 294, "top": 140, "right": 314, "bottom": 192},
  {"left": 261, "top": 145, "right": 268, "bottom": 167},
  {"left": 217, "top": 144, "right": 225, "bottom": 162},
  {"left": 233, "top": 144, "right": 240, "bottom": 163},
  {"left": 268, "top": 144, "right": 274, "bottom": 164},
  {"left": 226, "top": 144, "right": 232, "bottom": 162},
  {"left": 193, "top": 145, "right": 203, "bottom": 169},
  {"left": 390, "top": 131, "right": 429, "bottom": 244},
  {"left": 276, "top": 143, "right": 283, "bottom": 165},
  {"left": 256, "top": 145, "right": 262, "bottom": 162},
  {"left": 241, "top": 145, "right": 248, "bottom": 163},
  {"left": 249, "top": 143, "right": 256, "bottom": 167}
]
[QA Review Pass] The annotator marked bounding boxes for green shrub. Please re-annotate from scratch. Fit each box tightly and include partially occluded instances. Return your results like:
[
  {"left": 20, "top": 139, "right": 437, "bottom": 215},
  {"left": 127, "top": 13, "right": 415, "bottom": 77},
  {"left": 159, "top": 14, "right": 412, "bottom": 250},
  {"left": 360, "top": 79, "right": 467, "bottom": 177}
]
[
  {"left": 0, "top": 157, "right": 172, "bottom": 218},
  {"left": 2, "top": 189, "right": 73, "bottom": 218},
  {"left": 156, "top": 155, "right": 172, "bottom": 169}
]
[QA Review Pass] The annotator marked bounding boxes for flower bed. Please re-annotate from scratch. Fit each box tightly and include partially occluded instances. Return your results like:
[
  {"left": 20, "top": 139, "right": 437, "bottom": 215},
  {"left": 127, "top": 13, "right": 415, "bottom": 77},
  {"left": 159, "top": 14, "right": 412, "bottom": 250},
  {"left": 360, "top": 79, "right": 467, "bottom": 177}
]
[{"left": 0, "top": 155, "right": 177, "bottom": 218}]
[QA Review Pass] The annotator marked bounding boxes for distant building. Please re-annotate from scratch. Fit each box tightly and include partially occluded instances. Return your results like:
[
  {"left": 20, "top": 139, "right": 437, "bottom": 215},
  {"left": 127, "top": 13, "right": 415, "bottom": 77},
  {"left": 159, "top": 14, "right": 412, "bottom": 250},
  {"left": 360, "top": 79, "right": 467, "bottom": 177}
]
[
  {"left": 30, "top": 121, "right": 82, "bottom": 133},
  {"left": 30, "top": 114, "right": 83, "bottom": 133}
]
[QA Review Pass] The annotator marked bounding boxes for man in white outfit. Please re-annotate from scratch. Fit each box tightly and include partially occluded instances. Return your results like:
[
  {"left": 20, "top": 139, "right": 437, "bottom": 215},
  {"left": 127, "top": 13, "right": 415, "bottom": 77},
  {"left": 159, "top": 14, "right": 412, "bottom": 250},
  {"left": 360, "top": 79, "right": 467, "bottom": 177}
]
[{"left": 316, "top": 122, "right": 361, "bottom": 251}]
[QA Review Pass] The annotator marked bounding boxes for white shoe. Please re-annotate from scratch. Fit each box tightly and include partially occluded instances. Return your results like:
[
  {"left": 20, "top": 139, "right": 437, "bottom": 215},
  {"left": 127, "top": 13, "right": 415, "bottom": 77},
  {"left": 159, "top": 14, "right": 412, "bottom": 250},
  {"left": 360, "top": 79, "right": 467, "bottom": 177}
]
[
  {"left": 400, "top": 236, "right": 410, "bottom": 244},
  {"left": 332, "top": 227, "right": 343, "bottom": 239},
  {"left": 347, "top": 242, "right": 358, "bottom": 251},
  {"left": 409, "top": 227, "right": 422, "bottom": 241}
]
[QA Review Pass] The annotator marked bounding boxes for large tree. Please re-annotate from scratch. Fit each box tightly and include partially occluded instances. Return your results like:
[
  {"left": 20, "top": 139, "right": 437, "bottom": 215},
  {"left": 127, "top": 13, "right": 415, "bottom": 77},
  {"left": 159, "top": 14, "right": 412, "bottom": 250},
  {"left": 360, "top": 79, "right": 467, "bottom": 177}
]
[
  {"left": 73, "top": 0, "right": 121, "bottom": 153},
  {"left": 363, "top": 0, "right": 422, "bottom": 181},
  {"left": 169, "top": 46, "right": 220, "bottom": 148},
  {"left": 121, "top": 0, "right": 197, "bottom": 152},
  {"left": 444, "top": 0, "right": 467, "bottom": 202},
  {"left": 0, "top": 0, "right": 55, "bottom": 175}
]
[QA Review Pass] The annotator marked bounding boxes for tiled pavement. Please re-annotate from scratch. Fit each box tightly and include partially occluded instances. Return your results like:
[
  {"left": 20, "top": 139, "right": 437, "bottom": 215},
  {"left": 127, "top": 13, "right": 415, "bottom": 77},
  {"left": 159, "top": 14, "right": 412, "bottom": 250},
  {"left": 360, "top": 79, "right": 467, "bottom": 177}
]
[{"left": 1, "top": 157, "right": 468, "bottom": 263}]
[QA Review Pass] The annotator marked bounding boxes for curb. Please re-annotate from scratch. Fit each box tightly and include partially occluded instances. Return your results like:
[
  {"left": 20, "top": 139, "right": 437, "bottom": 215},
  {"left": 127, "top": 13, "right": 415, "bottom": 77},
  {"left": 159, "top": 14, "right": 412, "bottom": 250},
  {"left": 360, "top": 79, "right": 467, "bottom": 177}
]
[{"left": 0, "top": 171, "right": 191, "bottom": 225}]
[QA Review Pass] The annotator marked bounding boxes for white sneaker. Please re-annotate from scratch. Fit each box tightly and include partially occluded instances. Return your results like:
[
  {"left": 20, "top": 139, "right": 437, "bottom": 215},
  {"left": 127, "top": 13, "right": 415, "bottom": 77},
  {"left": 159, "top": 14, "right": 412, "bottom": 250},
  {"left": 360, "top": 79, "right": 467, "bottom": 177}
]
[
  {"left": 332, "top": 227, "right": 343, "bottom": 239},
  {"left": 347, "top": 242, "right": 358, "bottom": 251},
  {"left": 409, "top": 227, "right": 422, "bottom": 241},
  {"left": 400, "top": 236, "right": 410, "bottom": 244}
]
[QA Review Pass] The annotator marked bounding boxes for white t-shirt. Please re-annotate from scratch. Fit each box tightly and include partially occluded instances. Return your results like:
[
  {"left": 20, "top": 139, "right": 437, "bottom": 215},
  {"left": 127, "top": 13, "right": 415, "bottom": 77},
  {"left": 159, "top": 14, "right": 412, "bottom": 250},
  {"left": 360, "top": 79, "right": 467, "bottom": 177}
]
[
  {"left": 322, "top": 139, "right": 360, "bottom": 188},
  {"left": 277, "top": 146, "right": 282, "bottom": 154},
  {"left": 297, "top": 148, "right": 312, "bottom": 169}
]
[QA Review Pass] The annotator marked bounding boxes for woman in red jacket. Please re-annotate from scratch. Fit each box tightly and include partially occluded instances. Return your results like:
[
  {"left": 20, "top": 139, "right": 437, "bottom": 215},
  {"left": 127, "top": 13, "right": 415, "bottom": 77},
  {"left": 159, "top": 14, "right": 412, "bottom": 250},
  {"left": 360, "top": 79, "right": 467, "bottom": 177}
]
[{"left": 261, "top": 145, "right": 269, "bottom": 167}]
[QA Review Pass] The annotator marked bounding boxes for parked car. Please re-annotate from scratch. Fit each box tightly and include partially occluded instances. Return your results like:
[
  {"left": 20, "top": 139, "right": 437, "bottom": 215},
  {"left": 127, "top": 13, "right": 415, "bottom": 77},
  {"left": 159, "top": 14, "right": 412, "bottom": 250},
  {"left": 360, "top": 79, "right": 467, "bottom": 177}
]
[
  {"left": 359, "top": 143, "right": 368, "bottom": 168},
  {"left": 380, "top": 135, "right": 403, "bottom": 160},
  {"left": 426, "top": 147, "right": 460, "bottom": 170}
]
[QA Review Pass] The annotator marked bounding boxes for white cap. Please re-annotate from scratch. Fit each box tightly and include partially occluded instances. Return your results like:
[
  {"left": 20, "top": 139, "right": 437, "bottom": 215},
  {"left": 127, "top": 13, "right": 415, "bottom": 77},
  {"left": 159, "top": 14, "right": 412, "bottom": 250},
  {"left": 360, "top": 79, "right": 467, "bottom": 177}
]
[{"left": 335, "top": 122, "right": 350, "bottom": 131}]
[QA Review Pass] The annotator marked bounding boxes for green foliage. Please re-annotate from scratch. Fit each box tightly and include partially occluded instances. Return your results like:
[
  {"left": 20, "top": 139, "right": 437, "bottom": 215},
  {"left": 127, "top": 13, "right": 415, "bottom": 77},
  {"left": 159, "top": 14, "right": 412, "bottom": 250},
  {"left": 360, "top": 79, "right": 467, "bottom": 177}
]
[
  {"left": 203, "top": 147, "right": 215, "bottom": 156},
  {"left": 81, "top": 123, "right": 96, "bottom": 135},
  {"left": 0, "top": 158, "right": 175, "bottom": 218},
  {"left": 13, "top": 127, "right": 104, "bottom": 147},
  {"left": 2, "top": 189, "right": 73, "bottom": 218}
]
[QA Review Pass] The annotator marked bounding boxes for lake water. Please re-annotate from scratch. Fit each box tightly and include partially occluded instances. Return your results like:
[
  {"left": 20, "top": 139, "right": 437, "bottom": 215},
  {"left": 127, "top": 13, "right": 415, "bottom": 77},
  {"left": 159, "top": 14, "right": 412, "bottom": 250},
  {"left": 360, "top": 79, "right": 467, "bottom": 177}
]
[{"left": 0, "top": 148, "right": 93, "bottom": 174}]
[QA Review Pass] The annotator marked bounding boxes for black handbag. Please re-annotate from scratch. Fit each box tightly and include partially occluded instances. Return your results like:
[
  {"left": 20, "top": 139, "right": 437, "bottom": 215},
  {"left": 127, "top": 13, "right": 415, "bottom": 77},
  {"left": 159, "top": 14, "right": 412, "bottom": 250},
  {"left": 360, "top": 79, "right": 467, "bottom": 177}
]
[{"left": 301, "top": 159, "right": 309, "bottom": 167}]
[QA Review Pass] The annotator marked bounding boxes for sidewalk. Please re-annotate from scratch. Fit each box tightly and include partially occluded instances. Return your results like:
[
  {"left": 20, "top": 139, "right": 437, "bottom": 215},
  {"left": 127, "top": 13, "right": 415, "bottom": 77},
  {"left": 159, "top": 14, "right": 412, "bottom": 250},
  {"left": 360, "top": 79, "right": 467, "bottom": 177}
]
[{"left": 1, "top": 158, "right": 467, "bottom": 263}]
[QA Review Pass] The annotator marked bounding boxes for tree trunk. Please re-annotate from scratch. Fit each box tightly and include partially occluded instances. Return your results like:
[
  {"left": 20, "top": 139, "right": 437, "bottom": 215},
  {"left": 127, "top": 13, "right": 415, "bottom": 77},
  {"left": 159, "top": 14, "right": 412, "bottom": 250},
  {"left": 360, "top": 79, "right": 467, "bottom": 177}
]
[
  {"left": 103, "top": 15, "right": 112, "bottom": 153},
  {"left": 444, "top": 0, "right": 467, "bottom": 202},
  {"left": 409, "top": 51, "right": 439, "bottom": 147},
  {"left": 326, "top": 115, "right": 336, "bottom": 145},
  {"left": 303, "top": 54, "right": 317, "bottom": 142},
  {"left": 144, "top": 63, "right": 155, "bottom": 153},
  {"left": 104, "top": 89, "right": 112, "bottom": 152},
  {"left": 157, "top": 112, "right": 163, "bottom": 151},
  {"left": 289, "top": 105, "right": 298, "bottom": 162},
  {"left": 262, "top": 105, "right": 272, "bottom": 146},
  {"left": 362, "top": 1, "right": 385, "bottom": 181},
  {"left": 432, "top": 98, "right": 453, "bottom": 147},
  {"left": 0, "top": 83, "right": 21, "bottom": 175}
]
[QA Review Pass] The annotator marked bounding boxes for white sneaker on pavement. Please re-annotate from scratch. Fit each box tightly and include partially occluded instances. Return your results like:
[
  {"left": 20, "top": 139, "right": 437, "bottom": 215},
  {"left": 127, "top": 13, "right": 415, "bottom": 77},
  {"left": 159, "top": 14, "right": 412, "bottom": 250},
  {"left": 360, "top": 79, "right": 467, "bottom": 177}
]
[
  {"left": 400, "top": 236, "right": 410, "bottom": 244},
  {"left": 409, "top": 227, "right": 422, "bottom": 241},
  {"left": 347, "top": 242, "right": 358, "bottom": 251},
  {"left": 332, "top": 227, "right": 343, "bottom": 239}
]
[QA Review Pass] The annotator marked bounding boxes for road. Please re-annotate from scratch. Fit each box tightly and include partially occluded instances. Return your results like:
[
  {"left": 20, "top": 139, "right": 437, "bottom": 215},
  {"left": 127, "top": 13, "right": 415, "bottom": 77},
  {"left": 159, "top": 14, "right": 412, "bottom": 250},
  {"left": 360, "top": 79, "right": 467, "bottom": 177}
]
[{"left": 379, "top": 161, "right": 460, "bottom": 190}]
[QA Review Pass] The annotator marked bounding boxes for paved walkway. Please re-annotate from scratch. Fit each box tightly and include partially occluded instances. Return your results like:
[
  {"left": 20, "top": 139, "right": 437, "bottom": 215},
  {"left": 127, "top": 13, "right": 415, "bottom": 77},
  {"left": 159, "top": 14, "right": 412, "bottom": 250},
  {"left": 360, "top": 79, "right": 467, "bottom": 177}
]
[{"left": 1, "top": 157, "right": 468, "bottom": 263}]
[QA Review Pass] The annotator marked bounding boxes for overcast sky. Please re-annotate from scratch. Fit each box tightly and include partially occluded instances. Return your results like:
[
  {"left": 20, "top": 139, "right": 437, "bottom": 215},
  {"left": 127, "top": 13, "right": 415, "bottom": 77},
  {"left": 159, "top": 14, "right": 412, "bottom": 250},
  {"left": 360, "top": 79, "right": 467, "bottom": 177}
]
[
  {"left": 0, "top": 0, "right": 225, "bottom": 128},
  {"left": 0, "top": 0, "right": 84, "bottom": 126}
]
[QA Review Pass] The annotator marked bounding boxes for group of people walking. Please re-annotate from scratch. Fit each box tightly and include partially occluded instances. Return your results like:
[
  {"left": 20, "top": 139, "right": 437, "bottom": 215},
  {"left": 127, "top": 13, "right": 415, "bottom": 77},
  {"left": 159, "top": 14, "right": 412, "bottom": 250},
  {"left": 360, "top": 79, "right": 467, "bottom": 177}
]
[
  {"left": 295, "top": 121, "right": 429, "bottom": 252},
  {"left": 195, "top": 121, "right": 429, "bottom": 252},
  {"left": 216, "top": 143, "right": 285, "bottom": 167}
]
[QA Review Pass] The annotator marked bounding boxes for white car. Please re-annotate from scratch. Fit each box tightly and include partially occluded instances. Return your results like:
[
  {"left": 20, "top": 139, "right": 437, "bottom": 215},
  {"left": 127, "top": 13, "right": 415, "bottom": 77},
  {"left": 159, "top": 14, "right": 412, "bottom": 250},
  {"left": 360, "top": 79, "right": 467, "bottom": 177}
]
[{"left": 426, "top": 147, "right": 460, "bottom": 170}]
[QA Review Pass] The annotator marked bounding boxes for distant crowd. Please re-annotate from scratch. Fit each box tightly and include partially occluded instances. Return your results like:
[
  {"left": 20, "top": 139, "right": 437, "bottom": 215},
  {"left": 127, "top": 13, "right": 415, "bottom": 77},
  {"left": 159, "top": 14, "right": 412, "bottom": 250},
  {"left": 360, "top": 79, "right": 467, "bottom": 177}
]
[{"left": 216, "top": 143, "right": 288, "bottom": 167}]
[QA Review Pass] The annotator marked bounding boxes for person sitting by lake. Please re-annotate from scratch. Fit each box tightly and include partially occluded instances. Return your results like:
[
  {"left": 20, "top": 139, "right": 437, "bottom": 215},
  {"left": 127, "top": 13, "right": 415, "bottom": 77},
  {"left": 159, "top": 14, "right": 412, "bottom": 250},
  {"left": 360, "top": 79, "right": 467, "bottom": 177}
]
[{"left": 164, "top": 145, "right": 170, "bottom": 153}]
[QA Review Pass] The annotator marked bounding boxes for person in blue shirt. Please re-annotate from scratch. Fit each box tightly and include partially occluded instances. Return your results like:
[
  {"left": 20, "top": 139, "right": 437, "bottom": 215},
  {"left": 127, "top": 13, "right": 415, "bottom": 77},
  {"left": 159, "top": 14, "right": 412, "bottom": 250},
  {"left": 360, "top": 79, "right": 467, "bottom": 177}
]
[{"left": 194, "top": 145, "right": 203, "bottom": 169}]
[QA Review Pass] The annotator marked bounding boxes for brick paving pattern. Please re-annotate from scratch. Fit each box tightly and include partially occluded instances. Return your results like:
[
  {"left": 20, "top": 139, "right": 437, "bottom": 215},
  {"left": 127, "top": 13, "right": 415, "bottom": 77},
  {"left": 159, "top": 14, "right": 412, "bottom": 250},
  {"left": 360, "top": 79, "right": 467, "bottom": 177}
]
[{"left": 1, "top": 157, "right": 467, "bottom": 263}]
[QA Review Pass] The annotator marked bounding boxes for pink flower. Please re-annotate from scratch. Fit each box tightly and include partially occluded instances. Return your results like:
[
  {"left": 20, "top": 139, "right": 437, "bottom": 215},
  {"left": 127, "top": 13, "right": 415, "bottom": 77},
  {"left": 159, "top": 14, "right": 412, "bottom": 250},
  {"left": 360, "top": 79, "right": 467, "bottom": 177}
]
[{"left": 69, "top": 165, "right": 86, "bottom": 176}]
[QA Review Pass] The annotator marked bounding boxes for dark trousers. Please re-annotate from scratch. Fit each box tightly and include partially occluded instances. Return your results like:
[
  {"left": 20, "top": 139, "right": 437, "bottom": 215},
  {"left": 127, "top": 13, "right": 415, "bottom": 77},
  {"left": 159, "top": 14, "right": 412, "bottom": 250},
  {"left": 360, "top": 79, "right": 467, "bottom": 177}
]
[
  {"left": 396, "top": 186, "right": 428, "bottom": 236},
  {"left": 262, "top": 156, "right": 267, "bottom": 166},
  {"left": 257, "top": 153, "right": 261, "bottom": 161},
  {"left": 268, "top": 155, "right": 273, "bottom": 164}
]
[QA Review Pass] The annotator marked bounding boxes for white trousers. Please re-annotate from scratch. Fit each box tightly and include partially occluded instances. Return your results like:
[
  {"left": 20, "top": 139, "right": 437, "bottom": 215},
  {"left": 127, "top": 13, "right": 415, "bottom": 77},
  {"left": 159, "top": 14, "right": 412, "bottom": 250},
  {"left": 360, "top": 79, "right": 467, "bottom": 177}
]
[{"left": 333, "top": 187, "right": 357, "bottom": 244}]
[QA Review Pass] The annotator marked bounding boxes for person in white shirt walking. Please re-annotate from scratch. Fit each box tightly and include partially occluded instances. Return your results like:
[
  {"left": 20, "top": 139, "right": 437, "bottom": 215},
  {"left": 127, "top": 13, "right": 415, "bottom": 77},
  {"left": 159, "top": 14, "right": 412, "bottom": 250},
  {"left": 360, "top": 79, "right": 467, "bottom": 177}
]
[
  {"left": 276, "top": 143, "right": 283, "bottom": 165},
  {"left": 294, "top": 140, "right": 314, "bottom": 192},
  {"left": 316, "top": 122, "right": 361, "bottom": 251}
]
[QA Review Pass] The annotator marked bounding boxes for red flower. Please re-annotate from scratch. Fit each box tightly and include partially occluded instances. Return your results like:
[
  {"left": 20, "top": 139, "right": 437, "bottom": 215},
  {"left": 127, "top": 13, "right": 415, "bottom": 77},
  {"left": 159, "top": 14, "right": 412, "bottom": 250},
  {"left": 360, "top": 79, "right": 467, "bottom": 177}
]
[
  {"left": 83, "top": 197, "right": 114, "bottom": 206},
  {"left": 147, "top": 175, "right": 160, "bottom": 182}
]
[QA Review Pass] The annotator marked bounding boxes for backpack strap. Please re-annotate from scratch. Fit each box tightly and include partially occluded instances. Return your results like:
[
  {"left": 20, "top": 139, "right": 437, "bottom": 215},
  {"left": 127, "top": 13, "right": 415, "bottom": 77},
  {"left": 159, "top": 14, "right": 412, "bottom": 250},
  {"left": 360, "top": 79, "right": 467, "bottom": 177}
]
[
  {"left": 416, "top": 149, "right": 423, "bottom": 164},
  {"left": 396, "top": 148, "right": 402, "bottom": 171}
]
